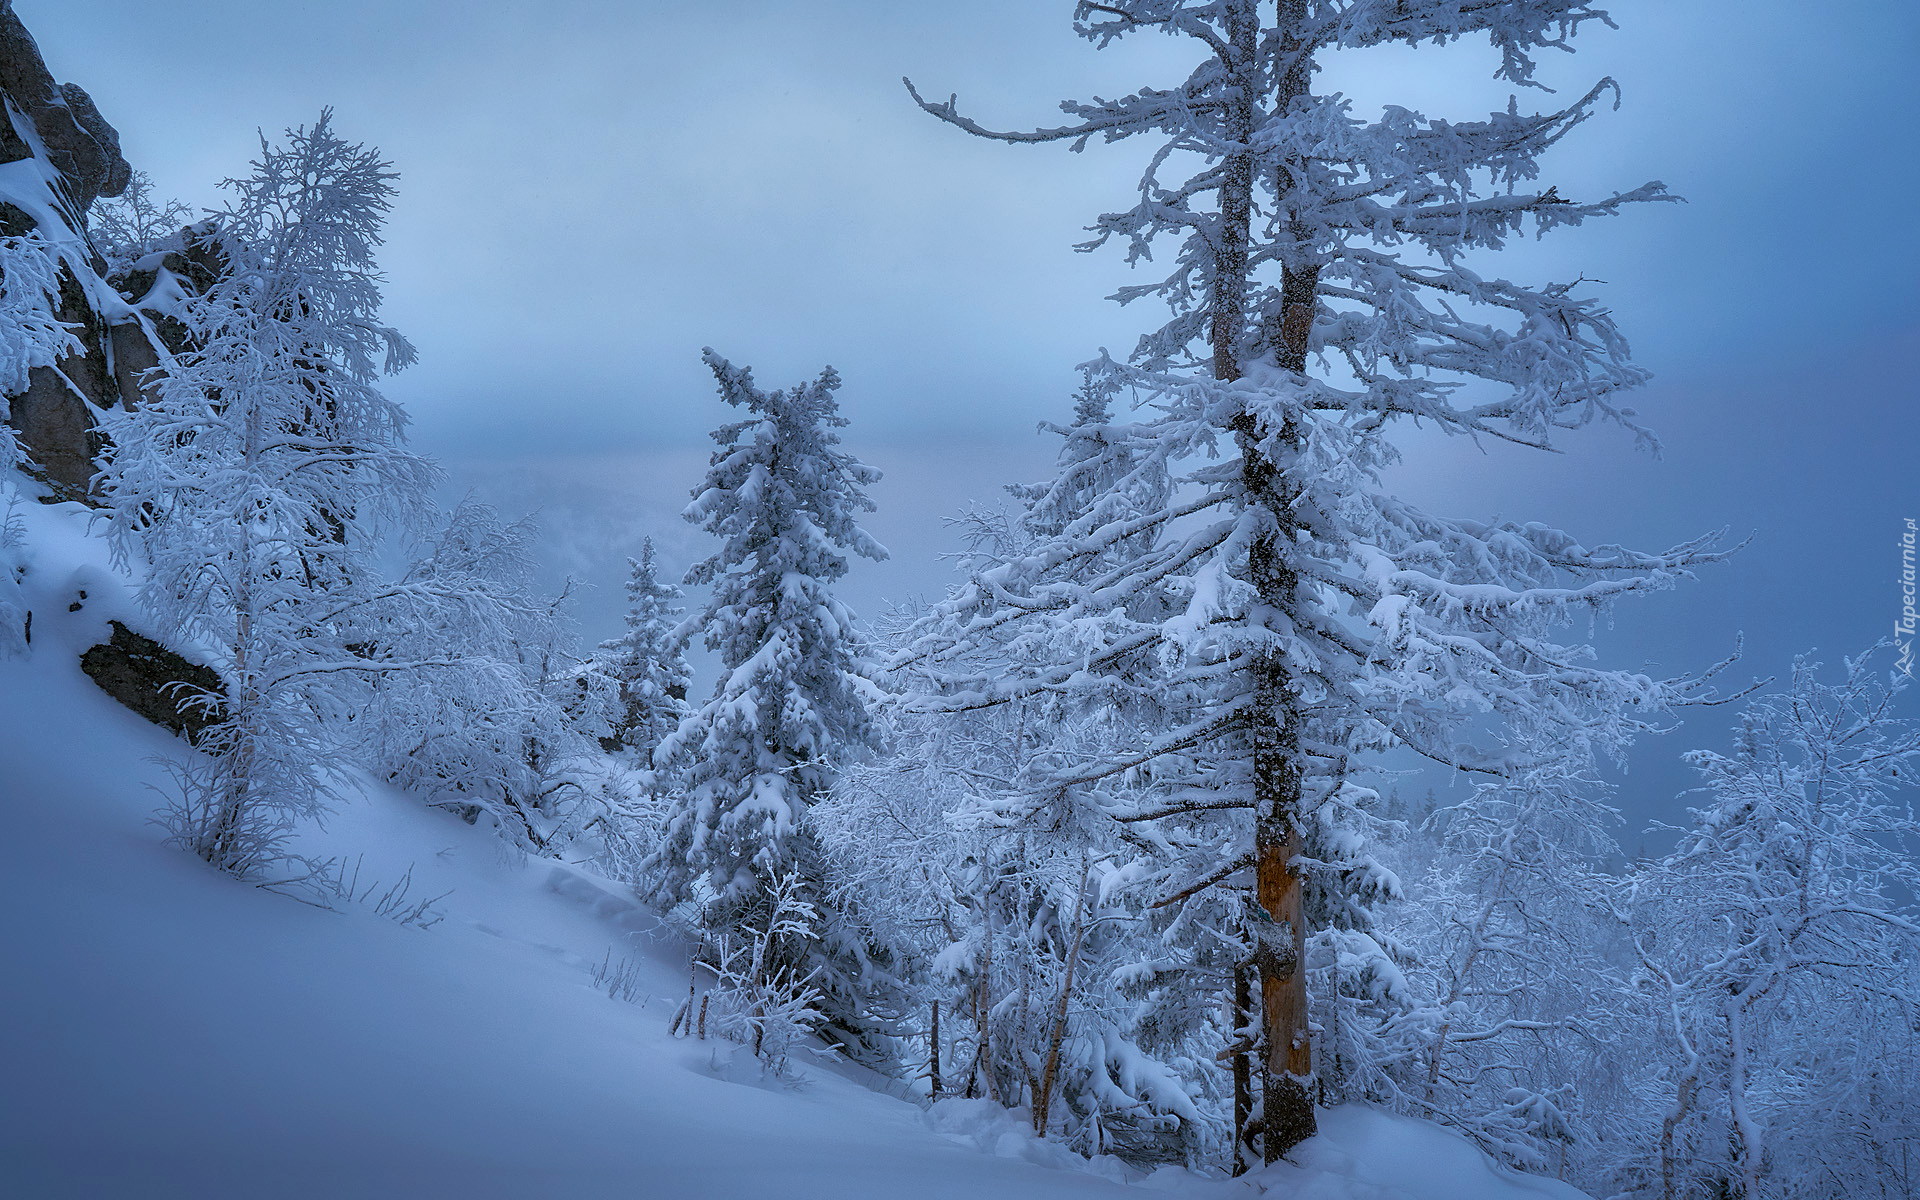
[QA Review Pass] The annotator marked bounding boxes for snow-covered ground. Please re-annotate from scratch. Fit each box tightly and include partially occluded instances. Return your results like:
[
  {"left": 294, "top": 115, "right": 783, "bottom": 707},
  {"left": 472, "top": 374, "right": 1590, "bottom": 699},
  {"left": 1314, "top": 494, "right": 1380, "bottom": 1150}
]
[{"left": 0, "top": 492, "right": 1592, "bottom": 1200}]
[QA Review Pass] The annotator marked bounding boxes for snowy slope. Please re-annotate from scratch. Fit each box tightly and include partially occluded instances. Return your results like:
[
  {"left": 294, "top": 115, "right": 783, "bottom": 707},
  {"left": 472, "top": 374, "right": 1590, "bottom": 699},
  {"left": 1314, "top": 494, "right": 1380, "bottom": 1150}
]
[{"left": 0, "top": 491, "right": 1593, "bottom": 1200}]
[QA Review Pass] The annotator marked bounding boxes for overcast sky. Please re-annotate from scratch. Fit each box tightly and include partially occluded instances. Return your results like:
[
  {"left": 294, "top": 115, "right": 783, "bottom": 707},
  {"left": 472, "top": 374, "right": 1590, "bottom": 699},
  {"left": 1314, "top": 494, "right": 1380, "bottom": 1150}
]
[{"left": 31, "top": 0, "right": 1920, "bottom": 831}]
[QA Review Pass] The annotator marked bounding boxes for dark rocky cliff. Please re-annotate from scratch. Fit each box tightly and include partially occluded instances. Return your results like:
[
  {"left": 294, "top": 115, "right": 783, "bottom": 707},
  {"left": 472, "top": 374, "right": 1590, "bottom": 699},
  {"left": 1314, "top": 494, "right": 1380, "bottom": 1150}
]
[
  {"left": 0, "top": 0, "right": 181, "bottom": 501},
  {"left": 0, "top": 4, "right": 227, "bottom": 733}
]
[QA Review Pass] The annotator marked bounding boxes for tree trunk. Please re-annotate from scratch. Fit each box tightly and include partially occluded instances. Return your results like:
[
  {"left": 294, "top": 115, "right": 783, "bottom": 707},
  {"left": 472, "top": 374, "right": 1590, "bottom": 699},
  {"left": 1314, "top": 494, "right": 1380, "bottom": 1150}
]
[
  {"left": 1033, "top": 857, "right": 1093, "bottom": 1137},
  {"left": 1209, "top": 3, "right": 1256, "bottom": 385},
  {"left": 977, "top": 850, "right": 1003, "bottom": 1106},
  {"left": 1216, "top": 0, "right": 1320, "bottom": 1162},
  {"left": 1726, "top": 1006, "right": 1763, "bottom": 1199},
  {"left": 1232, "top": 963, "right": 1255, "bottom": 1176},
  {"left": 930, "top": 999, "right": 941, "bottom": 1099},
  {"left": 1659, "top": 1073, "right": 1696, "bottom": 1200}
]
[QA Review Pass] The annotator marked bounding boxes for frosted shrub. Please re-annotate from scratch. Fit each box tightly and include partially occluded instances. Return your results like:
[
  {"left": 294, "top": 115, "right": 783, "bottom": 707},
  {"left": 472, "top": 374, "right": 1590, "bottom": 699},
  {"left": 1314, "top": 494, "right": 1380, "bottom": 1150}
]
[{"left": 706, "top": 871, "right": 830, "bottom": 1076}]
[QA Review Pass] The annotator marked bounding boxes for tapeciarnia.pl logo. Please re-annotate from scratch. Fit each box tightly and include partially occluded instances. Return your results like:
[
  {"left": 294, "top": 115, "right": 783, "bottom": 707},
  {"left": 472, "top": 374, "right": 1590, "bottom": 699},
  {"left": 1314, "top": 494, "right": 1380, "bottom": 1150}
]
[{"left": 1900, "top": 518, "right": 1916, "bottom": 677}]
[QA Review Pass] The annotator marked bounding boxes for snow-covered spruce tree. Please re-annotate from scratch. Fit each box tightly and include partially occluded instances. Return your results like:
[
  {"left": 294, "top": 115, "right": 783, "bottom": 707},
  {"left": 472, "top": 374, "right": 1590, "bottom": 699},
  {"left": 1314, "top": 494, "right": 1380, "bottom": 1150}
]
[
  {"left": 905, "top": 0, "right": 1721, "bottom": 1162},
  {"left": 99, "top": 112, "right": 446, "bottom": 877},
  {"left": 598, "top": 538, "right": 692, "bottom": 760},
  {"left": 588, "top": 539, "right": 694, "bottom": 883},
  {"left": 652, "top": 350, "right": 894, "bottom": 1048},
  {"left": 1624, "top": 649, "right": 1920, "bottom": 1200}
]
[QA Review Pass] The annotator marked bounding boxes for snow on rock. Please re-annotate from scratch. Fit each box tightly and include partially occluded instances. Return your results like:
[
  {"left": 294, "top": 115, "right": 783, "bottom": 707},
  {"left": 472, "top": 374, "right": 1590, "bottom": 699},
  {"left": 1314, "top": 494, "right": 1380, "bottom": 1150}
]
[
  {"left": 0, "top": 6, "right": 131, "bottom": 209},
  {"left": 0, "top": 488, "right": 1594, "bottom": 1200}
]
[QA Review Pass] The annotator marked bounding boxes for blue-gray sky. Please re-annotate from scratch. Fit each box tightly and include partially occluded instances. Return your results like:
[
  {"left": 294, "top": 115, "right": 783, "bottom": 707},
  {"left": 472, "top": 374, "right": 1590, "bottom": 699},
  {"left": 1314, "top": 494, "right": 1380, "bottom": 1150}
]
[{"left": 32, "top": 1, "right": 1920, "bottom": 830}]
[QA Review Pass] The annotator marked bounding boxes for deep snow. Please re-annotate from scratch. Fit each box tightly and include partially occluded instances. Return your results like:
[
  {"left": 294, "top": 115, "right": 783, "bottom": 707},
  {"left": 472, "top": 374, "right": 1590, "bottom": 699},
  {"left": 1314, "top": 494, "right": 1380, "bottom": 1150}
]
[{"left": 0, "top": 490, "right": 1592, "bottom": 1200}]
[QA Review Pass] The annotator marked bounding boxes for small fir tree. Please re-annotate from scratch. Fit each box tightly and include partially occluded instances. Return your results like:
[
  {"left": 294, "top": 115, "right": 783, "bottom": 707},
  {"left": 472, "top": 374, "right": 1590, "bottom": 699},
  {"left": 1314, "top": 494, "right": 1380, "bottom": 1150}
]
[
  {"left": 654, "top": 351, "right": 886, "bottom": 907},
  {"left": 598, "top": 538, "right": 691, "bottom": 760},
  {"left": 652, "top": 351, "right": 895, "bottom": 1043}
]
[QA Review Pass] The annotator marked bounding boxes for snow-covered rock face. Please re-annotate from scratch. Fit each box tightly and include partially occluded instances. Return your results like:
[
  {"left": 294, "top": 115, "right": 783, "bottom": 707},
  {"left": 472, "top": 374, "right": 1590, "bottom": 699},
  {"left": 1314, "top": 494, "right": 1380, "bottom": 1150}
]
[
  {"left": 0, "top": 2, "right": 160, "bottom": 500},
  {"left": 0, "top": 5, "right": 130, "bottom": 212},
  {"left": 0, "top": 7, "right": 216, "bottom": 724}
]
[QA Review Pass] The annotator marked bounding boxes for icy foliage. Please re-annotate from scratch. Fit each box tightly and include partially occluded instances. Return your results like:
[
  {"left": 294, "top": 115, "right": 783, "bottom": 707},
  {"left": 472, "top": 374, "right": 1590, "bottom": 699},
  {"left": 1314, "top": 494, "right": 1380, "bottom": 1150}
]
[
  {"left": 1623, "top": 649, "right": 1920, "bottom": 1200},
  {"left": 704, "top": 870, "right": 832, "bottom": 1077},
  {"left": 87, "top": 169, "right": 195, "bottom": 278},
  {"left": 653, "top": 351, "right": 886, "bottom": 908},
  {"left": 825, "top": 695, "right": 1215, "bottom": 1166},
  {"left": 0, "top": 485, "right": 25, "bottom": 658},
  {"left": 597, "top": 538, "right": 692, "bottom": 762},
  {"left": 0, "top": 232, "right": 64, "bottom": 654},
  {"left": 0, "top": 229, "right": 82, "bottom": 471},
  {"left": 899, "top": 0, "right": 1723, "bottom": 1170},
  {"left": 97, "top": 113, "right": 442, "bottom": 874},
  {"left": 355, "top": 499, "right": 630, "bottom": 856},
  {"left": 1369, "top": 730, "right": 1639, "bottom": 1176}
]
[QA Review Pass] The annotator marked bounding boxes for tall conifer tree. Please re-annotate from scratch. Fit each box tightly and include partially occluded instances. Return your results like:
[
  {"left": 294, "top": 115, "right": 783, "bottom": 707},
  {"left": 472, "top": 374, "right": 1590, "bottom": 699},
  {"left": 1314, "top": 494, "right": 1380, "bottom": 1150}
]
[
  {"left": 654, "top": 351, "right": 887, "bottom": 916},
  {"left": 902, "top": 0, "right": 1721, "bottom": 1161}
]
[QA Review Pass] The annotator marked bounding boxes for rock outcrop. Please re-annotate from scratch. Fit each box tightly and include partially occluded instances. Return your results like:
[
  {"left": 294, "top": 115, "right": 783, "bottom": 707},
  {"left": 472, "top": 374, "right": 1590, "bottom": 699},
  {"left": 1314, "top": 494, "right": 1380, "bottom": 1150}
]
[
  {"left": 0, "top": 0, "right": 170, "bottom": 501},
  {"left": 79, "top": 620, "right": 225, "bottom": 741},
  {"left": 0, "top": 7, "right": 229, "bottom": 733},
  {"left": 0, "top": 3, "right": 130, "bottom": 211}
]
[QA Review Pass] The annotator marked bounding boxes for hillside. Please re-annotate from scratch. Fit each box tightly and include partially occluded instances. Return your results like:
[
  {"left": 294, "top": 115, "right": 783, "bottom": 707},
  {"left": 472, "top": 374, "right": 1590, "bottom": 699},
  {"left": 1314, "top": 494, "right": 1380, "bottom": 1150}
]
[{"left": 0, "top": 490, "right": 1592, "bottom": 1200}]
